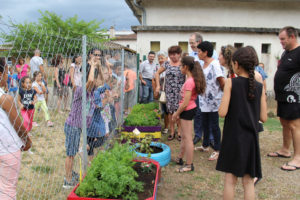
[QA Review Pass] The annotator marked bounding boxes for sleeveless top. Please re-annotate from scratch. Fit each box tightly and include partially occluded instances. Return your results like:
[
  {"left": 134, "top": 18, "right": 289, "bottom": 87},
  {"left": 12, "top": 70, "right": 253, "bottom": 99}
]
[
  {"left": 216, "top": 77, "right": 262, "bottom": 178},
  {"left": 0, "top": 88, "right": 23, "bottom": 155},
  {"left": 55, "top": 67, "right": 66, "bottom": 87}
]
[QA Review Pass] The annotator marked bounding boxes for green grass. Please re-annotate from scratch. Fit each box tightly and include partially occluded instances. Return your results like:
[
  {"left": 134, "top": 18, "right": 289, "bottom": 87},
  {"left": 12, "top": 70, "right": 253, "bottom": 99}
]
[
  {"left": 264, "top": 117, "right": 282, "bottom": 132},
  {"left": 31, "top": 165, "right": 54, "bottom": 174},
  {"left": 219, "top": 117, "right": 282, "bottom": 132}
]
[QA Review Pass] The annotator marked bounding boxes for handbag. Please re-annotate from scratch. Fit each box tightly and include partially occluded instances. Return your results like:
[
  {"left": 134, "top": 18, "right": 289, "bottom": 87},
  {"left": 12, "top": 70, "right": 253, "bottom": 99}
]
[
  {"left": 159, "top": 78, "right": 167, "bottom": 103},
  {"left": 63, "top": 73, "right": 70, "bottom": 86}
]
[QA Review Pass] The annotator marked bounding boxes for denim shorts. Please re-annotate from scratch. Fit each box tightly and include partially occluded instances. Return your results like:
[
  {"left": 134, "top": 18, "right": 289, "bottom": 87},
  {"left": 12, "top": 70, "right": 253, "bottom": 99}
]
[{"left": 64, "top": 123, "right": 81, "bottom": 156}]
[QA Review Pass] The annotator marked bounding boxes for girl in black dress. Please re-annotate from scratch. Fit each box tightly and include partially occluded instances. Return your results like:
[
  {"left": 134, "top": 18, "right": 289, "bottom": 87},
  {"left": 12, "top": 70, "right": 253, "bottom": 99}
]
[{"left": 216, "top": 47, "right": 267, "bottom": 200}]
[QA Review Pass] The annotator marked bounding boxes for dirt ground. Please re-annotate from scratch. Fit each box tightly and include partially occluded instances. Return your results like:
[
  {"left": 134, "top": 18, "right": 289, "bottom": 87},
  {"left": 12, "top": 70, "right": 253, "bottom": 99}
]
[
  {"left": 156, "top": 118, "right": 300, "bottom": 200},
  {"left": 16, "top": 113, "right": 300, "bottom": 200}
]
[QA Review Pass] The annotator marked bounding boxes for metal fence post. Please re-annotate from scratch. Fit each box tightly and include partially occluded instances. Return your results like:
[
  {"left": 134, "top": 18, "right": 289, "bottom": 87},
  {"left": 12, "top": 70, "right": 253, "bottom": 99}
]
[
  {"left": 81, "top": 35, "right": 88, "bottom": 173},
  {"left": 136, "top": 53, "right": 140, "bottom": 104},
  {"left": 120, "top": 49, "right": 125, "bottom": 125}
]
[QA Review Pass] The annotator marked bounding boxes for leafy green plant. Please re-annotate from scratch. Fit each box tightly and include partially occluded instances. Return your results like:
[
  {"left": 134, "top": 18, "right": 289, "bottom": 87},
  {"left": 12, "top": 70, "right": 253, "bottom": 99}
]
[
  {"left": 139, "top": 135, "right": 154, "bottom": 157},
  {"left": 75, "top": 143, "right": 143, "bottom": 200},
  {"left": 124, "top": 103, "right": 160, "bottom": 126}
]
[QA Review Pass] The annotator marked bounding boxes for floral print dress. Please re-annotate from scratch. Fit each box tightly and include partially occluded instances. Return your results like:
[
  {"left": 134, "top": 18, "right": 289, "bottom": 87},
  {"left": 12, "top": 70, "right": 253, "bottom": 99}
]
[{"left": 164, "top": 61, "right": 185, "bottom": 114}]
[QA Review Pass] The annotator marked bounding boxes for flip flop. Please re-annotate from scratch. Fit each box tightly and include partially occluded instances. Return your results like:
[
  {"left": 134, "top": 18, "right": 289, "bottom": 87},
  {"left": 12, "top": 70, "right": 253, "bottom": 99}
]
[
  {"left": 267, "top": 152, "right": 291, "bottom": 158},
  {"left": 281, "top": 162, "right": 300, "bottom": 171}
]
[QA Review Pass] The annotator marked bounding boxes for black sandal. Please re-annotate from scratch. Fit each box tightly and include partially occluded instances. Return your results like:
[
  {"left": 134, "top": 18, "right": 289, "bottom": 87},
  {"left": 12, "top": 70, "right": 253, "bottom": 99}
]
[
  {"left": 168, "top": 134, "right": 175, "bottom": 141},
  {"left": 177, "top": 135, "right": 181, "bottom": 141},
  {"left": 177, "top": 164, "right": 194, "bottom": 173},
  {"left": 175, "top": 157, "right": 184, "bottom": 165}
]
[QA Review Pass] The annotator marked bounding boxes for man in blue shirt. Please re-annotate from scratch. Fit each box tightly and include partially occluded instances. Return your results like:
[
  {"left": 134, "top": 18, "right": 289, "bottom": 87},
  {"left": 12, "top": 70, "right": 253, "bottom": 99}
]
[{"left": 139, "top": 51, "right": 156, "bottom": 104}]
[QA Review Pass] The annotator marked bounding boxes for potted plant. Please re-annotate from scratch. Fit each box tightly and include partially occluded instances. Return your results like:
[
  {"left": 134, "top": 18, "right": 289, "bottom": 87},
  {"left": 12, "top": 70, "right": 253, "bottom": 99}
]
[
  {"left": 122, "top": 103, "right": 162, "bottom": 139},
  {"left": 67, "top": 143, "right": 160, "bottom": 200},
  {"left": 134, "top": 134, "right": 171, "bottom": 168}
]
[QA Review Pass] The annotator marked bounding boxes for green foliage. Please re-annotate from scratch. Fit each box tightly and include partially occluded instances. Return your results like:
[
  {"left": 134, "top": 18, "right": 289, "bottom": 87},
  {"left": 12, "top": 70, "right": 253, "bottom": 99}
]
[
  {"left": 124, "top": 103, "right": 160, "bottom": 126},
  {"left": 75, "top": 143, "right": 143, "bottom": 200},
  {"left": 1, "top": 10, "right": 108, "bottom": 58},
  {"left": 139, "top": 135, "right": 154, "bottom": 157}
]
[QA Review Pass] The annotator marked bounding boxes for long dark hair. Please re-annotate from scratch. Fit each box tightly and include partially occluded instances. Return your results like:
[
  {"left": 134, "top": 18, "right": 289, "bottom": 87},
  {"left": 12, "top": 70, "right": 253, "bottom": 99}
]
[
  {"left": 232, "top": 47, "right": 256, "bottom": 100},
  {"left": 0, "top": 57, "right": 5, "bottom": 73},
  {"left": 181, "top": 56, "right": 206, "bottom": 95},
  {"left": 51, "top": 54, "right": 63, "bottom": 67}
]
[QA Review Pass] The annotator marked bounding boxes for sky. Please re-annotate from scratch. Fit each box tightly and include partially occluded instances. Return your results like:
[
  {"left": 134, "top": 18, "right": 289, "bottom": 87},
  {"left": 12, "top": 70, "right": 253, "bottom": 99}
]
[{"left": 0, "top": 0, "right": 140, "bottom": 30}]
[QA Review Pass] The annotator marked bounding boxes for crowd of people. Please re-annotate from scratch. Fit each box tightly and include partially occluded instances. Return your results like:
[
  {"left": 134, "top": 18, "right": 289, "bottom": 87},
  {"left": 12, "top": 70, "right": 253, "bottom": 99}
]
[
  {"left": 140, "top": 26, "right": 299, "bottom": 199},
  {"left": 0, "top": 25, "right": 299, "bottom": 199}
]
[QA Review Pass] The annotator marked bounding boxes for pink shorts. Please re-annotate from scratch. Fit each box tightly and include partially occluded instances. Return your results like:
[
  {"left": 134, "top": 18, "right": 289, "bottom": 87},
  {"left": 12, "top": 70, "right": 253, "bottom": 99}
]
[{"left": 0, "top": 150, "right": 21, "bottom": 200}]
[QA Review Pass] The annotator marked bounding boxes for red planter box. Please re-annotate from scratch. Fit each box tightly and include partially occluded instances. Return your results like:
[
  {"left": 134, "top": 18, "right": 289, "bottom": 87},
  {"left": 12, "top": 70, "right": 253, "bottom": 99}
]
[{"left": 67, "top": 159, "right": 160, "bottom": 200}]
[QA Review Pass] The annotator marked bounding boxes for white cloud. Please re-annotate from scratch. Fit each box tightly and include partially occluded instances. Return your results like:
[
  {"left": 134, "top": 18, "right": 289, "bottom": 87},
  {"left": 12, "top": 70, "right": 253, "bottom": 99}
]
[{"left": 0, "top": 0, "right": 139, "bottom": 30}]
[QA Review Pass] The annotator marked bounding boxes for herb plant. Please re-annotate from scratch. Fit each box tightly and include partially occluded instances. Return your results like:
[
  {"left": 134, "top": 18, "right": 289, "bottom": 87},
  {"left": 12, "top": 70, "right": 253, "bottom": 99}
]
[{"left": 75, "top": 143, "right": 143, "bottom": 200}]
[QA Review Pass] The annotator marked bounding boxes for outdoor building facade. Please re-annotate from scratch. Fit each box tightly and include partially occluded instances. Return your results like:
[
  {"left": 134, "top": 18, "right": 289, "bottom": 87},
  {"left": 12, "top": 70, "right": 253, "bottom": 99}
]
[
  {"left": 125, "top": 0, "right": 300, "bottom": 93},
  {"left": 107, "top": 26, "right": 137, "bottom": 51}
]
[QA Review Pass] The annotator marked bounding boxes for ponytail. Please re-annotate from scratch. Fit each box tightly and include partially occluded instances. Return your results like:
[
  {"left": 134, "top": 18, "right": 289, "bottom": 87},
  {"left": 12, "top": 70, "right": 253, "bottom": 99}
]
[
  {"left": 181, "top": 56, "right": 206, "bottom": 95},
  {"left": 248, "top": 67, "right": 255, "bottom": 100},
  {"left": 232, "top": 47, "right": 257, "bottom": 101}
]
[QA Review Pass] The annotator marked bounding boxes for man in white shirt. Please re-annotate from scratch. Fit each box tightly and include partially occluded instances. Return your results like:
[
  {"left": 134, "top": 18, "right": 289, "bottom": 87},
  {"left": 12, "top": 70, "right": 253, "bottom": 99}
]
[
  {"left": 139, "top": 51, "right": 156, "bottom": 103},
  {"left": 30, "top": 49, "right": 46, "bottom": 81},
  {"left": 30, "top": 49, "right": 48, "bottom": 102},
  {"left": 189, "top": 32, "right": 219, "bottom": 64}
]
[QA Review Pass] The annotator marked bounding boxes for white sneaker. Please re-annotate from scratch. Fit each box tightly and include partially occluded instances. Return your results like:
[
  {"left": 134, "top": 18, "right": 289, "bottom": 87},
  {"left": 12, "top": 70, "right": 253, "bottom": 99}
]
[
  {"left": 47, "top": 121, "right": 54, "bottom": 127},
  {"left": 162, "top": 129, "right": 168, "bottom": 134},
  {"left": 194, "top": 145, "right": 209, "bottom": 152}
]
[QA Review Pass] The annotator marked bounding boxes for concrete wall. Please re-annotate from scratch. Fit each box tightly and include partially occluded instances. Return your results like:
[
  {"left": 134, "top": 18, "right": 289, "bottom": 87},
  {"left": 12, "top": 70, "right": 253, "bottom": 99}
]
[
  {"left": 142, "top": 0, "right": 300, "bottom": 28},
  {"left": 136, "top": 31, "right": 284, "bottom": 92}
]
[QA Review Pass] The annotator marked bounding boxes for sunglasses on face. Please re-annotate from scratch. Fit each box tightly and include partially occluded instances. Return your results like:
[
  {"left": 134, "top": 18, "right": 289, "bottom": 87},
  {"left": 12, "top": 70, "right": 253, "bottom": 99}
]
[{"left": 93, "top": 54, "right": 101, "bottom": 57}]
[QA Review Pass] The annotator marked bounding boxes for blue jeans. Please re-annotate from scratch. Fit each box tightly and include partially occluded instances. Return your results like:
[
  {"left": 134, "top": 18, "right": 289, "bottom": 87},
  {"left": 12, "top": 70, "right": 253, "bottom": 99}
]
[
  {"left": 201, "top": 112, "right": 221, "bottom": 151},
  {"left": 194, "top": 97, "right": 214, "bottom": 141},
  {"left": 141, "top": 79, "right": 153, "bottom": 104}
]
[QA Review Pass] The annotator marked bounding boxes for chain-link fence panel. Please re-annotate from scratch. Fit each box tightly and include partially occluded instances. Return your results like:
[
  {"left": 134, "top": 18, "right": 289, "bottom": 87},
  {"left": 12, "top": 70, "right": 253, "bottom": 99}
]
[{"left": 0, "top": 23, "right": 138, "bottom": 200}]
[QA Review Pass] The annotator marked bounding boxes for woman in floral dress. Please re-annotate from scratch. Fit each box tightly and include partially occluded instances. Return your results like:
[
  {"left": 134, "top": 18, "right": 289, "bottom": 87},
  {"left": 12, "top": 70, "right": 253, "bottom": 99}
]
[{"left": 155, "top": 46, "right": 185, "bottom": 140}]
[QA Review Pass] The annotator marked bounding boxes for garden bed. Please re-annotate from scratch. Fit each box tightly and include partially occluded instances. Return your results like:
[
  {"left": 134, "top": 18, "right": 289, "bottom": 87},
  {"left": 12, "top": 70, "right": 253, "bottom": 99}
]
[
  {"left": 122, "top": 103, "right": 162, "bottom": 138},
  {"left": 67, "top": 155, "right": 160, "bottom": 200}
]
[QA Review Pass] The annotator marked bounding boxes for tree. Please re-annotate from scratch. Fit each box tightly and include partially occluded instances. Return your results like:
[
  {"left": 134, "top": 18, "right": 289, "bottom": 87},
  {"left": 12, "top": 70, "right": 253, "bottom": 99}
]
[{"left": 1, "top": 10, "right": 108, "bottom": 58}]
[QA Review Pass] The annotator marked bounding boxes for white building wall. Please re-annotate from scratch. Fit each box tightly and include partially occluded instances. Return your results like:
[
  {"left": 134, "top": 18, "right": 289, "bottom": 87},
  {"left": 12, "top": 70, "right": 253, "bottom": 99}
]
[
  {"left": 137, "top": 31, "right": 284, "bottom": 92},
  {"left": 143, "top": 0, "right": 300, "bottom": 28}
]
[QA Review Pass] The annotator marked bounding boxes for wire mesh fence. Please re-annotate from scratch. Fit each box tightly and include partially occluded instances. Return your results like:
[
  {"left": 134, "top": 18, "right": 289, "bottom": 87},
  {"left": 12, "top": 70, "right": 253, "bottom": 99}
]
[{"left": 0, "top": 23, "right": 138, "bottom": 200}]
